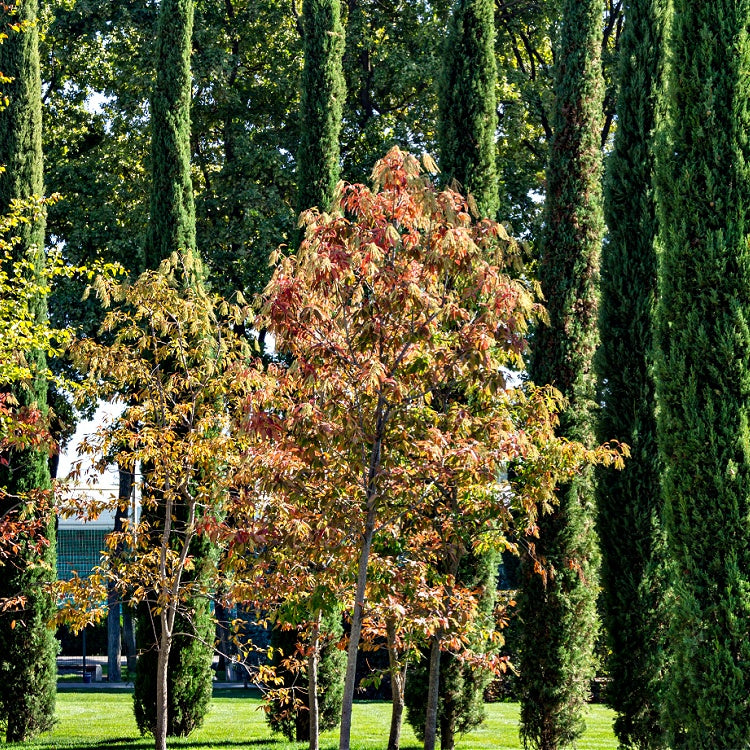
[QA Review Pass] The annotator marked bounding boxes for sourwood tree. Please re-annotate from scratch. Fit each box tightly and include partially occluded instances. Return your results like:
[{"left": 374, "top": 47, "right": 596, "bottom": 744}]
[
  {"left": 517, "top": 0, "right": 605, "bottom": 748},
  {"left": 596, "top": 0, "right": 666, "bottom": 746},
  {"left": 133, "top": 0, "right": 213, "bottom": 739},
  {"left": 57, "top": 261, "right": 253, "bottom": 750},
  {"left": 266, "top": 2, "right": 347, "bottom": 741},
  {"left": 232, "top": 149, "right": 623, "bottom": 750},
  {"left": 654, "top": 1, "right": 750, "bottom": 747}
]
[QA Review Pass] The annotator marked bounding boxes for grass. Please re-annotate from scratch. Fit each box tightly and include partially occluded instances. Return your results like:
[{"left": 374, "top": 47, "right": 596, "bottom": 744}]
[{"left": 8, "top": 690, "right": 618, "bottom": 750}]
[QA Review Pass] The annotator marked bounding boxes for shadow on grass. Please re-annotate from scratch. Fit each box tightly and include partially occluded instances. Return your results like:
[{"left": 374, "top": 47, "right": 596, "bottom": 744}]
[
  {"left": 26, "top": 740, "right": 285, "bottom": 750},
  {"left": 29, "top": 740, "right": 423, "bottom": 750}
]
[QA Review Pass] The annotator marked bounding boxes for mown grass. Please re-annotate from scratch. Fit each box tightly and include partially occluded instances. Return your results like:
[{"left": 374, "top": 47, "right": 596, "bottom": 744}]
[{"left": 9, "top": 690, "right": 617, "bottom": 750}]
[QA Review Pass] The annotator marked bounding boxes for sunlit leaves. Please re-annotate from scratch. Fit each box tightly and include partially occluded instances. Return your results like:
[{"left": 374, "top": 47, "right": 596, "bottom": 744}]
[{"left": 233, "top": 148, "right": 625, "bottom": 693}]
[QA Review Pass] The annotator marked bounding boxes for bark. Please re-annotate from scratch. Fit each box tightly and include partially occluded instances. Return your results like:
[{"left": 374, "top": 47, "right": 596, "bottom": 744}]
[
  {"left": 123, "top": 607, "right": 137, "bottom": 673},
  {"left": 339, "top": 410, "right": 387, "bottom": 750},
  {"left": 338, "top": 501, "right": 377, "bottom": 750},
  {"left": 107, "top": 587, "right": 122, "bottom": 683},
  {"left": 440, "top": 704, "right": 455, "bottom": 750},
  {"left": 308, "top": 609, "right": 322, "bottom": 750},
  {"left": 155, "top": 619, "right": 172, "bottom": 750},
  {"left": 386, "top": 617, "right": 407, "bottom": 750},
  {"left": 108, "top": 466, "right": 133, "bottom": 683},
  {"left": 214, "top": 598, "right": 235, "bottom": 679},
  {"left": 423, "top": 635, "right": 442, "bottom": 750}
]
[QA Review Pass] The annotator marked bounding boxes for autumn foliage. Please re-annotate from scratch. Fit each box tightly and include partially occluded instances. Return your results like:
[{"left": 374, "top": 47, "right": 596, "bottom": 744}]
[{"left": 228, "top": 148, "right": 624, "bottom": 750}]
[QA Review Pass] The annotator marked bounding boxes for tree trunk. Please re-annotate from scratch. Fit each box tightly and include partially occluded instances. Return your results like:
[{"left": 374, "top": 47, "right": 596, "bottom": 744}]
[
  {"left": 423, "top": 635, "right": 442, "bottom": 750},
  {"left": 440, "top": 699, "right": 455, "bottom": 750},
  {"left": 107, "top": 587, "right": 122, "bottom": 683},
  {"left": 108, "top": 466, "right": 133, "bottom": 683},
  {"left": 339, "top": 501, "right": 378, "bottom": 750},
  {"left": 155, "top": 618, "right": 172, "bottom": 750},
  {"left": 308, "top": 609, "right": 322, "bottom": 750},
  {"left": 214, "top": 598, "right": 235, "bottom": 680},
  {"left": 386, "top": 617, "right": 406, "bottom": 750},
  {"left": 123, "top": 606, "right": 137, "bottom": 674}
]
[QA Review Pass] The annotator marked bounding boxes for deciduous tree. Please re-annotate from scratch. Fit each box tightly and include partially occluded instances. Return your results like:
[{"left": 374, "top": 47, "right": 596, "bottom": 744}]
[
  {"left": 58, "top": 260, "right": 252, "bottom": 750},
  {"left": 134, "top": 0, "right": 214, "bottom": 736},
  {"left": 234, "top": 148, "right": 623, "bottom": 750}
]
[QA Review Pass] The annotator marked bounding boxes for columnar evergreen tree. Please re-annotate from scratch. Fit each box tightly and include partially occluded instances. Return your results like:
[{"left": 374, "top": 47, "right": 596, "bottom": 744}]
[
  {"left": 654, "top": 2, "right": 750, "bottom": 747},
  {"left": 268, "top": 3, "right": 346, "bottom": 741},
  {"left": 517, "top": 0, "right": 605, "bottom": 747},
  {"left": 403, "top": 5, "right": 499, "bottom": 746},
  {"left": 0, "top": 2, "right": 57, "bottom": 742},
  {"left": 133, "top": 0, "right": 213, "bottom": 737},
  {"left": 438, "top": 0, "right": 498, "bottom": 218},
  {"left": 143, "top": 0, "right": 197, "bottom": 270},
  {"left": 596, "top": 1, "right": 666, "bottom": 747},
  {"left": 266, "top": 611, "right": 345, "bottom": 743},
  {"left": 296, "top": 0, "right": 345, "bottom": 215}
]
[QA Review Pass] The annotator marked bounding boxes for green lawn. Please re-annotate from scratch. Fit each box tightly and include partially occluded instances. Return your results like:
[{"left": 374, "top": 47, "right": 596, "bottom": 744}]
[{"left": 9, "top": 690, "right": 617, "bottom": 750}]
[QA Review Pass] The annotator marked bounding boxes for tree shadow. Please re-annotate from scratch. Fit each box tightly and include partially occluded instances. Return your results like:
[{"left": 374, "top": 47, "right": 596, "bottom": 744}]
[{"left": 69, "top": 741, "right": 284, "bottom": 750}]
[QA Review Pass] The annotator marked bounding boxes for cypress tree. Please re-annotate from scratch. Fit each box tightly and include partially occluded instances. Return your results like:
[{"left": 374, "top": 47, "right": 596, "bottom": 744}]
[
  {"left": 143, "top": 0, "right": 197, "bottom": 269},
  {"left": 404, "top": 6, "right": 499, "bottom": 746},
  {"left": 438, "top": 0, "right": 498, "bottom": 219},
  {"left": 266, "top": 612, "right": 346, "bottom": 742},
  {"left": 517, "top": 0, "right": 604, "bottom": 747},
  {"left": 654, "top": 2, "right": 750, "bottom": 747},
  {"left": 269, "top": 3, "right": 346, "bottom": 743},
  {"left": 133, "top": 0, "right": 213, "bottom": 736},
  {"left": 296, "top": 0, "right": 345, "bottom": 216},
  {"left": 0, "top": 2, "right": 57, "bottom": 742},
  {"left": 596, "top": 0, "right": 666, "bottom": 747}
]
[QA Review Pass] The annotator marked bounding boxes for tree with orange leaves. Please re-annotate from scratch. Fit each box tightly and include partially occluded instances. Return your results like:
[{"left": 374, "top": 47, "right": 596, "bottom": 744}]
[{"left": 232, "top": 148, "right": 624, "bottom": 750}]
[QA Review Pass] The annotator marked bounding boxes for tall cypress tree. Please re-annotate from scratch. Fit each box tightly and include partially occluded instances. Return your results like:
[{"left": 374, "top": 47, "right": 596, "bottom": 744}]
[
  {"left": 143, "top": 0, "right": 197, "bottom": 270},
  {"left": 268, "top": 4, "right": 346, "bottom": 743},
  {"left": 438, "top": 0, "right": 498, "bottom": 219},
  {"left": 655, "top": 2, "right": 750, "bottom": 747},
  {"left": 596, "top": 1, "right": 666, "bottom": 747},
  {"left": 296, "top": 0, "right": 345, "bottom": 216},
  {"left": 403, "top": 6, "right": 499, "bottom": 746},
  {"left": 0, "top": 1, "right": 57, "bottom": 742},
  {"left": 133, "top": 0, "right": 213, "bottom": 737},
  {"left": 517, "top": 0, "right": 604, "bottom": 747}
]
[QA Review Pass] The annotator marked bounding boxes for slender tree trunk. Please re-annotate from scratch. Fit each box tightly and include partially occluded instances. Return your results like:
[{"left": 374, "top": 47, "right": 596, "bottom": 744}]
[
  {"left": 440, "top": 680, "right": 461, "bottom": 750},
  {"left": 339, "top": 501, "right": 377, "bottom": 750},
  {"left": 108, "top": 466, "right": 133, "bottom": 683},
  {"left": 214, "top": 598, "right": 235, "bottom": 680},
  {"left": 123, "top": 607, "right": 137, "bottom": 674},
  {"left": 386, "top": 617, "right": 406, "bottom": 750},
  {"left": 107, "top": 587, "right": 122, "bottom": 683},
  {"left": 155, "top": 618, "right": 172, "bottom": 750},
  {"left": 423, "top": 635, "right": 442, "bottom": 750},
  {"left": 308, "top": 609, "right": 322, "bottom": 750}
]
